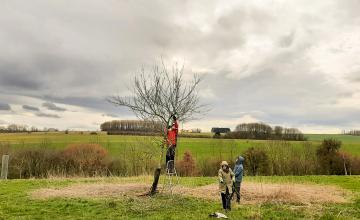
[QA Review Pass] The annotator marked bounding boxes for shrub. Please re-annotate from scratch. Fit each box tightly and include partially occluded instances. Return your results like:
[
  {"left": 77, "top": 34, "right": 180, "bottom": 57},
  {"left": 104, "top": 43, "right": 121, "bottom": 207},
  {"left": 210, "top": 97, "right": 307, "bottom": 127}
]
[
  {"left": 176, "top": 151, "right": 198, "bottom": 176},
  {"left": 62, "top": 144, "right": 108, "bottom": 176},
  {"left": 213, "top": 133, "right": 221, "bottom": 139},
  {"left": 9, "top": 148, "right": 58, "bottom": 178},
  {"left": 349, "top": 155, "right": 360, "bottom": 175},
  {"left": 5, "top": 140, "right": 163, "bottom": 178},
  {"left": 198, "top": 158, "right": 223, "bottom": 176},
  {"left": 316, "top": 139, "right": 344, "bottom": 175},
  {"left": 243, "top": 147, "right": 269, "bottom": 175},
  {"left": 263, "top": 141, "right": 318, "bottom": 175},
  {"left": 106, "top": 158, "right": 128, "bottom": 176},
  {"left": 8, "top": 145, "right": 110, "bottom": 178},
  {"left": 332, "top": 151, "right": 360, "bottom": 175}
]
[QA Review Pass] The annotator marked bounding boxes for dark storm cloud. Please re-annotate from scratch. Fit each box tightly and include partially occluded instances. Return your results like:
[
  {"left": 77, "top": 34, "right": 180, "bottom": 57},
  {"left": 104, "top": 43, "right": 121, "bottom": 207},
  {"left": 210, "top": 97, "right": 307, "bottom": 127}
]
[
  {"left": 0, "top": 103, "right": 11, "bottom": 111},
  {"left": 35, "top": 112, "right": 60, "bottom": 118},
  {"left": 22, "top": 105, "right": 39, "bottom": 111},
  {"left": 0, "top": 60, "right": 45, "bottom": 93},
  {"left": 42, "top": 95, "right": 132, "bottom": 116},
  {"left": 0, "top": 0, "right": 186, "bottom": 99},
  {"left": 0, "top": 72, "right": 42, "bottom": 90},
  {"left": 42, "top": 102, "right": 66, "bottom": 112}
]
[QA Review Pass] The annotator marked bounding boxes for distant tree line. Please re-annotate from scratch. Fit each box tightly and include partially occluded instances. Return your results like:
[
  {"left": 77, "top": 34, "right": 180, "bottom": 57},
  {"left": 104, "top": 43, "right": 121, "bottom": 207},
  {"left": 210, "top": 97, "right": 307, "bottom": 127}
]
[
  {"left": 0, "top": 124, "right": 58, "bottom": 133},
  {"left": 224, "top": 123, "right": 306, "bottom": 141},
  {"left": 342, "top": 130, "right": 360, "bottom": 136},
  {"left": 181, "top": 128, "right": 202, "bottom": 133},
  {"left": 100, "top": 120, "right": 162, "bottom": 135}
]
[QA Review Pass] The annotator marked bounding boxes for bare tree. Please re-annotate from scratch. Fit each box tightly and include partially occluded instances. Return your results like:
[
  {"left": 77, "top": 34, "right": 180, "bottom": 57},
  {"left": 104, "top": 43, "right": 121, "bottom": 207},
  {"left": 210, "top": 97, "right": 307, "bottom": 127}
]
[{"left": 108, "top": 60, "right": 207, "bottom": 195}]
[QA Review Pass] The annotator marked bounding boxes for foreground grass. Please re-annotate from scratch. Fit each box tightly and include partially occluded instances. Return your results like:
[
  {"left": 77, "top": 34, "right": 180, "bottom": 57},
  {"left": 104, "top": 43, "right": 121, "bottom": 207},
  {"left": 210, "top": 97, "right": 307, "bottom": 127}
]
[{"left": 0, "top": 176, "right": 359, "bottom": 219}]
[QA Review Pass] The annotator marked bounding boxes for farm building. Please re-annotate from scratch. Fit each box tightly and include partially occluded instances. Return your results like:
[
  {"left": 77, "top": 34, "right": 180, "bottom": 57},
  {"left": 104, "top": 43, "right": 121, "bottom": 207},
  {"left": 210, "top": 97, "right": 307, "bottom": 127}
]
[{"left": 211, "top": 127, "right": 231, "bottom": 136}]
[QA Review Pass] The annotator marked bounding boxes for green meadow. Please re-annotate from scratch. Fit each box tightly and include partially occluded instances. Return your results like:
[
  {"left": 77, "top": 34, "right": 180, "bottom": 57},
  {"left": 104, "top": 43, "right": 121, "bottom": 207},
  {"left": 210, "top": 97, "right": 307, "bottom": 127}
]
[
  {"left": 0, "top": 175, "right": 359, "bottom": 219},
  {"left": 1, "top": 133, "right": 360, "bottom": 219},
  {"left": 1, "top": 132, "right": 360, "bottom": 159}
]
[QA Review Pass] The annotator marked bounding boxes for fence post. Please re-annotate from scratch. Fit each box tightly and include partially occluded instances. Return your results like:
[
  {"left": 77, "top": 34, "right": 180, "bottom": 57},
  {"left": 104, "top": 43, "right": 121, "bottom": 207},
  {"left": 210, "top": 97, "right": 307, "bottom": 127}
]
[{"left": 1, "top": 155, "right": 9, "bottom": 180}]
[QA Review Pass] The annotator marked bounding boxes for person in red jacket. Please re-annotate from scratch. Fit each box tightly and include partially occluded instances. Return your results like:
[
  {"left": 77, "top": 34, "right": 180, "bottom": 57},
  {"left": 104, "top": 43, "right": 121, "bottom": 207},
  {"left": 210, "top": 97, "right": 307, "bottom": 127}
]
[
  {"left": 165, "top": 115, "right": 179, "bottom": 167},
  {"left": 172, "top": 115, "right": 178, "bottom": 135},
  {"left": 166, "top": 125, "right": 177, "bottom": 167},
  {"left": 167, "top": 126, "right": 177, "bottom": 146}
]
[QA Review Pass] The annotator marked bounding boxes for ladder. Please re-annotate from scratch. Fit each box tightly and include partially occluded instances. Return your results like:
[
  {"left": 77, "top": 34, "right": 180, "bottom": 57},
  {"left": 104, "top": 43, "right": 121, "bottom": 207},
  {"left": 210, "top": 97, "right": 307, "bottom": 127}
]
[{"left": 162, "top": 160, "right": 179, "bottom": 195}]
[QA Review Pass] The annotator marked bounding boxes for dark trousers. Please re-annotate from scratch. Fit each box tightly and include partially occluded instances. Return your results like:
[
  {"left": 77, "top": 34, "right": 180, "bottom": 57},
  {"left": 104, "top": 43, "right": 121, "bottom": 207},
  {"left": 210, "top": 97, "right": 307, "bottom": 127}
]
[
  {"left": 232, "top": 181, "right": 241, "bottom": 202},
  {"left": 220, "top": 187, "right": 231, "bottom": 210},
  {"left": 166, "top": 145, "right": 175, "bottom": 166}
]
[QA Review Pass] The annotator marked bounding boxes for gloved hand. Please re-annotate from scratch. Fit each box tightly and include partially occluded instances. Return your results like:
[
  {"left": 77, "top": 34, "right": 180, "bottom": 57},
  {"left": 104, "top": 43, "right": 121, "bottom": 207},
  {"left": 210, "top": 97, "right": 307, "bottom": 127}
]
[
  {"left": 232, "top": 177, "right": 235, "bottom": 182},
  {"left": 219, "top": 178, "right": 224, "bottom": 183}
]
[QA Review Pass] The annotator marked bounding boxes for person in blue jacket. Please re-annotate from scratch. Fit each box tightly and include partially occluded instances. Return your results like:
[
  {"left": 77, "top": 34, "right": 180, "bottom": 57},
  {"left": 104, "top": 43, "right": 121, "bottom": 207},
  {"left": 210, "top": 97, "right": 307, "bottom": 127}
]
[{"left": 233, "top": 156, "right": 244, "bottom": 203}]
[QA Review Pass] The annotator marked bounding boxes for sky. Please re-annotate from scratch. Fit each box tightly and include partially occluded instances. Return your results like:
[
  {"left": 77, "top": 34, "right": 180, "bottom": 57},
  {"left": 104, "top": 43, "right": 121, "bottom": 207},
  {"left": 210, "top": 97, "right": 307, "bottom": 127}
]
[{"left": 0, "top": 0, "right": 360, "bottom": 133}]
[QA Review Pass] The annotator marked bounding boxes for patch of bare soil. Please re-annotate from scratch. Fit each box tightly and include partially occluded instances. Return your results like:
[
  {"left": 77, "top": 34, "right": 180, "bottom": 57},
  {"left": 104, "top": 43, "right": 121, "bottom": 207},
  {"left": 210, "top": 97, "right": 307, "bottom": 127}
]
[
  {"left": 172, "top": 183, "right": 349, "bottom": 204},
  {"left": 31, "top": 183, "right": 149, "bottom": 199},
  {"left": 31, "top": 182, "right": 349, "bottom": 205}
]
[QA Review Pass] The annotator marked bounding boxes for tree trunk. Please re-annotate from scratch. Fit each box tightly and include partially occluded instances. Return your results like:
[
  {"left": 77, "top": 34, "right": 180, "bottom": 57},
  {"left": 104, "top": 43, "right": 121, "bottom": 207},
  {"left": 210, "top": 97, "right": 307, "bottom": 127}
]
[
  {"left": 148, "top": 131, "right": 167, "bottom": 196},
  {"left": 150, "top": 167, "right": 161, "bottom": 195}
]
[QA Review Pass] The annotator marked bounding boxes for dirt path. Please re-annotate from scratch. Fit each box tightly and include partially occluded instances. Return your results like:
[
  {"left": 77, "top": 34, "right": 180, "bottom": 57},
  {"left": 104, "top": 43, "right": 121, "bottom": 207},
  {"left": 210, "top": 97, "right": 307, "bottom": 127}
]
[{"left": 31, "top": 182, "right": 349, "bottom": 204}]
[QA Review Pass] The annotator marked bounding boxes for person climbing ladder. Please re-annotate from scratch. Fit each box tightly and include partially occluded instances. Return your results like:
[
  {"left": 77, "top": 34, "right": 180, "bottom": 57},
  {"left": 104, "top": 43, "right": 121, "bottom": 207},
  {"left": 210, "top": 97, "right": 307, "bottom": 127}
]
[{"left": 165, "top": 115, "right": 179, "bottom": 169}]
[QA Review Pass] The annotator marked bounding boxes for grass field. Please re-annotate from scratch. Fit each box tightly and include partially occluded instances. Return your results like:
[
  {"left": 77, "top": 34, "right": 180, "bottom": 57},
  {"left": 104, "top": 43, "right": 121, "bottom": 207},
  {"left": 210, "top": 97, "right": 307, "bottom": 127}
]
[
  {"left": 1, "top": 133, "right": 360, "bottom": 219},
  {"left": 0, "top": 175, "right": 359, "bottom": 219},
  {"left": 1, "top": 132, "right": 360, "bottom": 159}
]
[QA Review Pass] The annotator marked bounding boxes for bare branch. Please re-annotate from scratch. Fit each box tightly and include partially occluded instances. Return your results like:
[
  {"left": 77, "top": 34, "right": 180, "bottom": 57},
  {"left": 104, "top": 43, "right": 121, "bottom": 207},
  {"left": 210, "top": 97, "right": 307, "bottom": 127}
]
[{"left": 108, "top": 59, "right": 208, "bottom": 127}]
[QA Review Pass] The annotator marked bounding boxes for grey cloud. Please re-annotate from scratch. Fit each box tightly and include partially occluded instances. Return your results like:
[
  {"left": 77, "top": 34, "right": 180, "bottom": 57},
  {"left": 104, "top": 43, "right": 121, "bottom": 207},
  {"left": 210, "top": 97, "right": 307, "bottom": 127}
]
[
  {"left": 0, "top": 103, "right": 11, "bottom": 111},
  {"left": 42, "top": 95, "right": 132, "bottom": 116},
  {"left": 0, "top": 0, "right": 184, "bottom": 98},
  {"left": 336, "top": 91, "right": 354, "bottom": 98},
  {"left": 42, "top": 102, "right": 66, "bottom": 111},
  {"left": 278, "top": 31, "right": 296, "bottom": 48},
  {"left": 217, "top": 6, "right": 274, "bottom": 33},
  {"left": 0, "top": 0, "right": 360, "bottom": 132},
  {"left": 335, "top": 0, "right": 360, "bottom": 21},
  {"left": 0, "top": 119, "right": 7, "bottom": 125},
  {"left": 267, "top": 107, "right": 360, "bottom": 127},
  {"left": 102, "top": 113, "right": 118, "bottom": 118},
  {"left": 0, "top": 74, "right": 41, "bottom": 90},
  {"left": 35, "top": 112, "right": 60, "bottom": 118},
  {"left": 347, "top": 71, "right": 360, "bottom": 83},
  {"left": 200, "top": 65, "right": 352, "bottom": 129},
  {"left": 0, "top": 62, "right": 43, "bottom": 90},
  {"left": 22, "top": 105, "right": 39, "bottom": 111}
]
